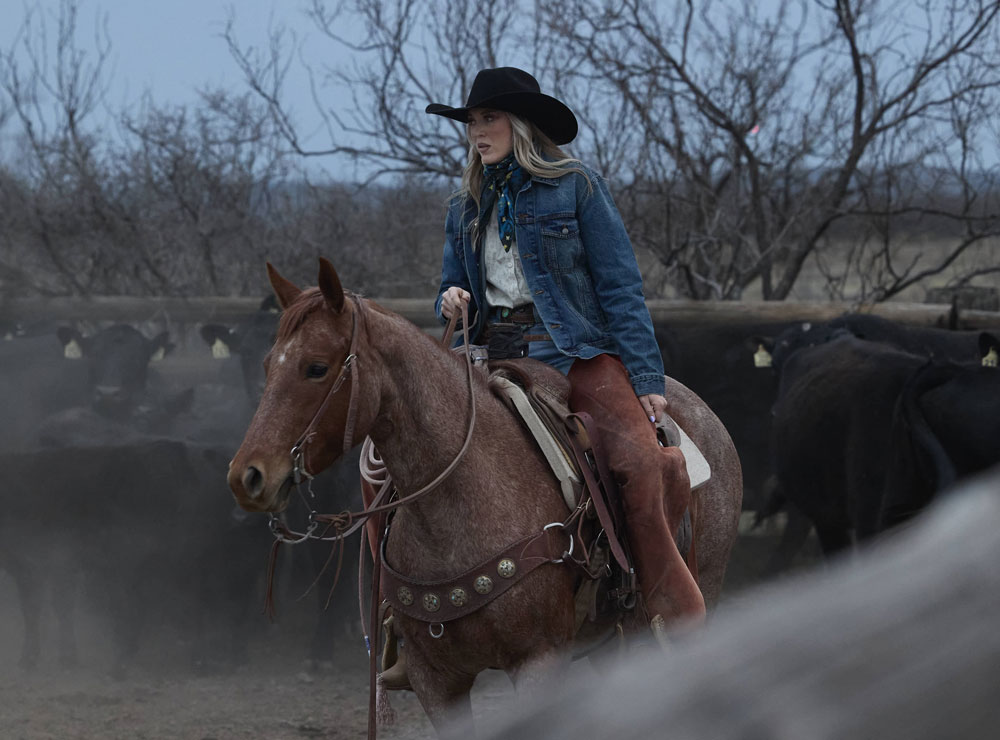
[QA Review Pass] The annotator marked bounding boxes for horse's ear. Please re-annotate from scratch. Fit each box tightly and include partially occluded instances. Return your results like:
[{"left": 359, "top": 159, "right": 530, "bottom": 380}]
[
  {"left": 266, "top": 262, "right": 302, "bottom": 310},
  {"left": 318, "top": 257, "right": 345, "bottom": 313}
]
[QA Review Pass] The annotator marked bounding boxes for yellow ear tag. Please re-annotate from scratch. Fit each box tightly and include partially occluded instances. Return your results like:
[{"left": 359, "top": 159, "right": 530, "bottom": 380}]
[
  {"left": 984, "top": 347, "right": 998, "bottom": 368},
  {"left": 211, "top": 338, "right": 231, "bottom": 360},
  {"left": 64, "top": 339, "right": 83, "bottom": 359},
  {"left": 754, "top": 344, "right": 773, "bottom": 368},
  {"left": 150, "top": 347, "right": 166, "bottom": 362}
]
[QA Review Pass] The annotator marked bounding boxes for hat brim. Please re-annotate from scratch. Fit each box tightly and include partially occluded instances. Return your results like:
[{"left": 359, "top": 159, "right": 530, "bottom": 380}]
[{"left": 425, "top": 91, "right": 578, "bottom": 145}]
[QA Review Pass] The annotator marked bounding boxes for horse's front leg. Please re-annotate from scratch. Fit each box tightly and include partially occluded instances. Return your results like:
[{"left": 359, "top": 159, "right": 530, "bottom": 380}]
[
  {"left": 406, "top": 643, "right": 477, "bottom": 739},
  {"left": 507, "top": 648, "right": 572, "bottom": 699}
]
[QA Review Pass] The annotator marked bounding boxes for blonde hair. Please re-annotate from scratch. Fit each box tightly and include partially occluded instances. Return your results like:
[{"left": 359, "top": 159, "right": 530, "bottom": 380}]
[{"left": 458, "top": 113, "right": 590, "bottom": 221}]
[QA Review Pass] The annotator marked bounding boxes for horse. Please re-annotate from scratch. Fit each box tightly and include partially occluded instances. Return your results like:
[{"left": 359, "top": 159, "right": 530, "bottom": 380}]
[{"left": 227, "top": 258, "right": 743, "bottom": 738}]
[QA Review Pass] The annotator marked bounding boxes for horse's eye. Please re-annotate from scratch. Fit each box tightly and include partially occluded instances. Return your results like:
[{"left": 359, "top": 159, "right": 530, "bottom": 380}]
[{"left": 306, "top": 363, "right": 328, "bottom": 379}]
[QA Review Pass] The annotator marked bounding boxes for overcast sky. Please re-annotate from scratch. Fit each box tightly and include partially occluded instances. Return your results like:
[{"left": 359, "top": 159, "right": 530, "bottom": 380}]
[
  {"left": 1, "top": 0, "right": 343, "bottom": 164},
  {"left": 5, "top": 0, "right": 320, "bottom": 105}
]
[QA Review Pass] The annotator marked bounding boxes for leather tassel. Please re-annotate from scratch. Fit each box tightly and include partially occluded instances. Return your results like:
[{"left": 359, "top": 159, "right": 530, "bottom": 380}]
[{"left": 375, "top": 674, "right": 396, "bottom": 726}]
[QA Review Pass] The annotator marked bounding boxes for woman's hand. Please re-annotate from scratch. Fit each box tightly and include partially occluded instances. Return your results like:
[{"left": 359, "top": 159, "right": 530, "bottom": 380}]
[
  {"left": 638, "top": 393, "right": 669, "bottom": 424},
  {"left": 441, "top": 287, "right": 471, "bottom": 320}
]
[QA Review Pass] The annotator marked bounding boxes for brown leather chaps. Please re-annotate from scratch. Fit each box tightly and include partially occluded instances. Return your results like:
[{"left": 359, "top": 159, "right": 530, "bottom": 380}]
[{"left": 568, "top": 354, "right": 706, "bottom": 626}]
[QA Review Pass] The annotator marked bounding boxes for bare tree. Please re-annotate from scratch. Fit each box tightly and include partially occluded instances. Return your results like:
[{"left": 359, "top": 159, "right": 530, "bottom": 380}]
[
  {"left": 4, "top": 0, "right": 998, "bottom": 304},
  {"left": 540, "top": 0, "right": 1000, "bottom": 300},
  {"left": 233, "top": 0, "right": 1000, "bottom": 301},
  {"left": 224, "top": 0, "right": 555, "bottom": 181},
  {"left": 0, "top": 0, "right": 116, "bottom": 296}
]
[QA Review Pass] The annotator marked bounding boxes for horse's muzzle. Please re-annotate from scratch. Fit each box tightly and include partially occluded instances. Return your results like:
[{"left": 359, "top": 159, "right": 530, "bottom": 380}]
[{"left": 228, "top": 460, "right": 294, "bottom": 513}]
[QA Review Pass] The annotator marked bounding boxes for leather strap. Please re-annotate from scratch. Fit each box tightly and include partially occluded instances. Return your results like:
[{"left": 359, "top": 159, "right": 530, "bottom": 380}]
[
  {"left": 275, "top": 300, "right": 480, "bottom": 545},
  {"left": 380, "top": 527, "right": 573, "bottom": 623},
  {"left": 565, "top": 412, "right": 632, "bottom": 574}
]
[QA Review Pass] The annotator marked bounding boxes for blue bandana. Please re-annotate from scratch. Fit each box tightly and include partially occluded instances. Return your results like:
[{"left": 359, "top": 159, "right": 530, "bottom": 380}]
[{"left": 481, "top": 154, "right": 528, "bottom": 252}]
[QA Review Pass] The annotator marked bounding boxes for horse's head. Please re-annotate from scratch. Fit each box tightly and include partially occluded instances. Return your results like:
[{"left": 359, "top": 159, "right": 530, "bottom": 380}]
[{"left": 228, "top": 258, "right": 366, "bottom": 513}]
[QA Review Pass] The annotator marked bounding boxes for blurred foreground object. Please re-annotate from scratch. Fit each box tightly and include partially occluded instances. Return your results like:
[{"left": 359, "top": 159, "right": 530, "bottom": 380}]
[{"left": 486, "top": 466, "right": 1000, "bottom": 740}]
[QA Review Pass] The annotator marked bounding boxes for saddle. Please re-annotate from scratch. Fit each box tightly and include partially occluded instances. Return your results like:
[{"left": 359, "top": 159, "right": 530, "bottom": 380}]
[
  {"left": 486, "top": 358, "right": 707, "bottom": 626},
  {"left": 488, "top": 359, "right": 583, "bottom": 510},
  {"left": 487, "top": 358, "right": 680, "bottom": 629}
]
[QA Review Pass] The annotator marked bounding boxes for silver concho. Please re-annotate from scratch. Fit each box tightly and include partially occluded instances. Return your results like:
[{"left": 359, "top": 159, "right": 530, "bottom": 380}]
[
  {"left": 422, "top": 592, "right": 441, "bottom": 612},
  {"left": 450, "top": 588, "right": 468, "bottom": 607},
  {"left": 397, "top": 586, "right": 414, "bottom": 606},
  {"left": 474, "top": 575, "right": 494, "bottom": 594},
  {"left": 497, "top": 558, "right": 517, "bottom": 578}
]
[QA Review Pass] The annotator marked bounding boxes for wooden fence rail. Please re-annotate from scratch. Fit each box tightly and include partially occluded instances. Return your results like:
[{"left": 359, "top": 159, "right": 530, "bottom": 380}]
[{"left": 3, "top": 296, "right": 1000, "bottom": 330}]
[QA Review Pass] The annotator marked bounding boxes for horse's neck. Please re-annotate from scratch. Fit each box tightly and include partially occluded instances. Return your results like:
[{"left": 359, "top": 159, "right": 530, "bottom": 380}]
[
  {"left": 363, "top": 308, "right": 556, "bottom": 566},
  {"left": 366, "top": 309, "right": 498, "bottom": 495}
]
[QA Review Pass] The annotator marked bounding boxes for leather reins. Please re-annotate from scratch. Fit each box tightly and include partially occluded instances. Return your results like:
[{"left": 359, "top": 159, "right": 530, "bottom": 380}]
[{"left": 267, "top": 298, "right": 478, "bottom": 545}]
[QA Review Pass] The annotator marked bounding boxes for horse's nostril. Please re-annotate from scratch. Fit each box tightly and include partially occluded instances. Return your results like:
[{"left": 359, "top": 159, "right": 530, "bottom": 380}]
[{"left": 243, "top": 466, "right": 265, "bottom": 499}]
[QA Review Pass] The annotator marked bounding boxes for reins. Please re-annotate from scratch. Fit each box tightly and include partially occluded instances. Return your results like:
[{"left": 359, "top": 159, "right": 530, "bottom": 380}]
[{"left": 267, "top": 299, "right": 478, "bottom": 546}]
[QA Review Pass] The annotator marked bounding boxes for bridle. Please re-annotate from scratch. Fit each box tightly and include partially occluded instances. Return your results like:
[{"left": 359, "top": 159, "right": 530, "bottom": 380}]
[{"left": 267, "top": 296, "right": 478, "bottom": 545}]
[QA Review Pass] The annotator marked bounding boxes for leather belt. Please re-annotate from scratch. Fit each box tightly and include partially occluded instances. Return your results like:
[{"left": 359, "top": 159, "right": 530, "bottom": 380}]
[{"left": 492, "top": 305, "right": 536, "bottom": 324}]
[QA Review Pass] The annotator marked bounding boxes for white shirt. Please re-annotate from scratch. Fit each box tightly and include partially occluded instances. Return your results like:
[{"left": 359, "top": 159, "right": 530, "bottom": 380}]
[{"left": 482, "top": 204, "right": 533, "bottom": 309}]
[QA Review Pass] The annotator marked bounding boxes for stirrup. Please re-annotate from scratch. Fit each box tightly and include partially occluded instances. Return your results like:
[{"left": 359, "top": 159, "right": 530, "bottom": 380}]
[{"left": 379, "top": 615, "right": 413, "bottom": 691}]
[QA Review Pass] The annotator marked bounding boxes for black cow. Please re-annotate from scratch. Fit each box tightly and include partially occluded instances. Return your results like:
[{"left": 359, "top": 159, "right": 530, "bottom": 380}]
[
  {"left": 656, "top": 321, "right": 805, "bottom": 513},
  {"left": 1, "top": 319, "right": 283, "bottom": 675},
  {"left": 0, "top": 437, "right": 238, "bottom": 675},
  {"left": 761, "top": 312, "right": 998, "bottom": 371},
  {"left": 769, "top": 333, "right": 999, "bottom": 554},
  {"left": 750, "top": 314, "right": 999, "bottom": 566},
  {"left": 0, "top": 321, "right": 89, "bottom": 451},
  {"left": 880, "top": 344, "right": 1000, "bottom": 529},
  {"left": 199, "top": 295, "right": 280, "bottom": 400},
  {"left": 57, "top": 323, "right": 175, "bottom": 418}
]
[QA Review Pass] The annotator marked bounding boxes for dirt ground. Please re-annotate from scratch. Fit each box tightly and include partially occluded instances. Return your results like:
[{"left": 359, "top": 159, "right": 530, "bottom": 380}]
[
  {"left": 0, "top": 601, "right": 519, "bottom": 740},
  {"left": 0, "top": 655, "right": 523, "bottom": 740},
  {"left": 0, "top": 528, "right": 814, "bottom": 740}
]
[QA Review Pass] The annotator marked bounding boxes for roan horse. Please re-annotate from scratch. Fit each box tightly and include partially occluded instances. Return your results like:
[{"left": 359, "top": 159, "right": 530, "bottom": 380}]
[{"left": 228, "top": 258, "right": 743, "bottom": 737}]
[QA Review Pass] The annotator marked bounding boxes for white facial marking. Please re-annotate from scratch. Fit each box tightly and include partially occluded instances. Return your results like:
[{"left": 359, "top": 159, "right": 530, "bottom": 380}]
[{"left": 277, "top": 337, "right": 300, "bottom": 365}]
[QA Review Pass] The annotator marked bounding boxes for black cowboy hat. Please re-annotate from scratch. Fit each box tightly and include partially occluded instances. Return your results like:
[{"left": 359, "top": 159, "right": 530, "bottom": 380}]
[{"left": 425, "top": 67, "right": 578, "bottom": 145}]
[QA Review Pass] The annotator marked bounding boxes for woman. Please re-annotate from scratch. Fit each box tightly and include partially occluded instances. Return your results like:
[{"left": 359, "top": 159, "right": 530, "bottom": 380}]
[{"left": 425, "top": 67, "right": 706, "bottom": 637}]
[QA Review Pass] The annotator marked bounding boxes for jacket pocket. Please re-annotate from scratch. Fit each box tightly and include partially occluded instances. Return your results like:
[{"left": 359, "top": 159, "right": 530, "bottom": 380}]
[{"left": 540, "top": 214, "right": 582, "bottom": 273}]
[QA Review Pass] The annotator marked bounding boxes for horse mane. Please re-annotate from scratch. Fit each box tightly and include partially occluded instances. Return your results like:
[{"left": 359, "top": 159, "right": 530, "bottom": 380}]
[{"left": 276, "top": 287, "right": 360, "bottom": 343}]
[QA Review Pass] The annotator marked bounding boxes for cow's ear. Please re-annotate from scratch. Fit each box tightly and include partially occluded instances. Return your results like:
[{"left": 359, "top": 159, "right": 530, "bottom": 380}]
[
  {"left": 149, "top": 331, "right": 175, "bottom": 362},
  {"left": 981, "top": 332, "right": 999, "bottom": 368},
  {"left": 200, "top": 324, "right": 238, "bottom": 359},
  {"left": 317, "top": 257, "right": 345, "bottom": 314},
  {"left": 258, "top": 294, "right": 281, "bottom": 313},
  {"left": 267, "top": 262, "right": 302, "bottom": 310},
  {"left": 747, "top": 336, "right": 774, "bottom": 368},
  {"left": 57, "top": 326, "right": 86, "bottom": 360}
]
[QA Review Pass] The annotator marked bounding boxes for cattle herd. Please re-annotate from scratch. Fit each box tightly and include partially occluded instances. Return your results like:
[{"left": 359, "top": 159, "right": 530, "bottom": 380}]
[
  {"left": 1, "top": 300, "right": 998, "bottom": 732},
  {"left": 0, "top": 302, "right": 362, "bottom": 679}
]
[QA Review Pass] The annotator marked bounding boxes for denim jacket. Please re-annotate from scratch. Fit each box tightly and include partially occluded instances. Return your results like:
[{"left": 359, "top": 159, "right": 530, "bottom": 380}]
[{"left": 435, "top": 165, "right": 665, "bottom": 397}]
